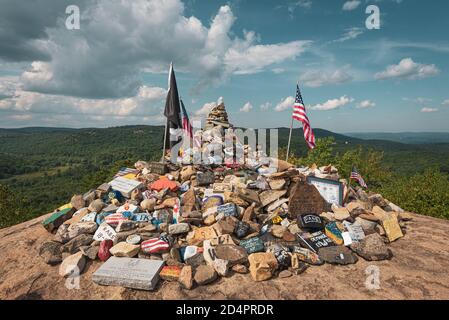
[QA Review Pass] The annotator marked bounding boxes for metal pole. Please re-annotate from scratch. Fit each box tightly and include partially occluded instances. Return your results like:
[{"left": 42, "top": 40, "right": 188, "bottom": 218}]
[
  {"left": 286, "top": 116, "right": 294, "bottom": 161},
  {"left": 162, "top": 119, "right": 168, "bottom": 163}
]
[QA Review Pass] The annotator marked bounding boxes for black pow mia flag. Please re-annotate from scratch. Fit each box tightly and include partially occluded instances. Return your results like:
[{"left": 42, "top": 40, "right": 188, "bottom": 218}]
[{"left": 164, "top": 63, "right": 183, "bottom": 150}]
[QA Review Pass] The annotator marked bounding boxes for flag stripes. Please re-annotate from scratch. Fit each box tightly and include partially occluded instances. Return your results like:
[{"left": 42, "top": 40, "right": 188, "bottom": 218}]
[
  {"left": 350, "top": 165, "right": 368, "bottom": 188},
  {"left": 292, "top": 84, "right": 316, "bottom": 149}
]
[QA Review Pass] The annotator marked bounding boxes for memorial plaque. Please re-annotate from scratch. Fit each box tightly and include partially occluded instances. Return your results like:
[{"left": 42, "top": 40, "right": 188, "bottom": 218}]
[
  {"left": 92, "top": 257, "right": 164, "bottom": 291},
  {"left": 239, "top": 237, "right": 265, "bottom": 254},
  {"left": 306, "top": 176, "right": 343, "bottom": 206},
  {"left": 109, "top": 176, "right": 143, "bottom": 198},
  {"left": 297, "top": 231, "right": 335, "bottom": 253},
  {"left": 297, "top": 214, "right": 324, "bottom": 231},
  {"left": 288, "top": 181, "right": 330, "bottom": 218}
]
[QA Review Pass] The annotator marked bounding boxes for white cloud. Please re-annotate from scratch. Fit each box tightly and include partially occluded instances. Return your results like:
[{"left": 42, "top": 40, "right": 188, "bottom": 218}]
[
  {"left": 299, "top": 66, "right": 353, "bottom": 87},
  {"left": 309, "top": 96, "right": 354, "bottom": 111},
  {"left": 15, "top": 0, "right": 310, "bottom": 98},
  {"left": 442, "top": 99, "right": 449, "bottom": 106},
  {"left": 275, "top": 96, "right": 295, "bottom": 112},
  {"left": 375, "top": 58, "right": 440, "bottom": 80},
  {"left": 421, "top": 107, "right": 438, "bottom": 113},
  {"left": 0, "top": 77, "right": 167, "bottom": 119},
  {"left": 260, "top": 102, "right": 272, "bottom": 110},
  {"left": 240, "top": 102, "right": 253, "bottom": 113},
  {"left": 333, "top": 27, "right": 364, "bottom": 43},
  {"left": 356, "top": 100, "right": 376, "bottom": 109},
  {"left": 402, "top": 97, "right": 432, "bottom": 104},
  {"left": 342, "top": 1, "right": 361, "bottom": 11},
  {"left": 272, "top": 68, "right": 285, "bottom": 74},
  {"left": 195, "top": 101, "right": 217, "bottom": 116}
]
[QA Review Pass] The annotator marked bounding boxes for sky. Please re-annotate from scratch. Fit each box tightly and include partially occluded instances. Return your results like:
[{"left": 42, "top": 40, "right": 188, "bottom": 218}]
[{"left": 0, "top": 0, "right": 448, "bottom": 132}]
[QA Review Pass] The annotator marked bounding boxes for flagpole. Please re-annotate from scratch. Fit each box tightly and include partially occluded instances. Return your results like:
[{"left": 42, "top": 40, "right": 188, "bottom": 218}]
[
  {"left": 286, "top": 116, "right": 294, "bottom": 161},
  {"left": 162, "top": 119, "right": 168, "bottom": 163},
  {"left": 286, "top": 81, "right": 300, "bottom": 161}
]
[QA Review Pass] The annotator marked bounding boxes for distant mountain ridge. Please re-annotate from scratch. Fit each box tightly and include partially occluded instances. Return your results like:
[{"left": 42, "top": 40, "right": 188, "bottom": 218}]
[{"left": 346, "top": 132, "right": 449, "bottom": 144}]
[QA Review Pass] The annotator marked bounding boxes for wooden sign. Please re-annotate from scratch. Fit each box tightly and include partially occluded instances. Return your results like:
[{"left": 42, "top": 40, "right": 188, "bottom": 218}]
[{"left": 306, "top": 176, "right": 343, "bottom": 206}]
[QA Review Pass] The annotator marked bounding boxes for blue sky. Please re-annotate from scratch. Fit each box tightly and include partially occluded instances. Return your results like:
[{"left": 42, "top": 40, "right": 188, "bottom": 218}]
[{"left": 0, "top": 0, "right": 448, "bottom": 132}]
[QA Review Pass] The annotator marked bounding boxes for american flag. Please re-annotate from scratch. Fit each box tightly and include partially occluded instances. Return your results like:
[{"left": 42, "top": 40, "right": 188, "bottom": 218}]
[
  {"left": 104, "top": 212, "right": 128, "bottom": 226},
  {"left": 292, "top": 84, "right": 316, "bottom": 149},
  {"left": 350, "top": 165, "right": 368, "bottom": 188},
  {"left": 181, "top": 99, "right": 201, "bottom": 148},
  {"left": 141, "top": 237, "right": 170, "bottom": 254}
]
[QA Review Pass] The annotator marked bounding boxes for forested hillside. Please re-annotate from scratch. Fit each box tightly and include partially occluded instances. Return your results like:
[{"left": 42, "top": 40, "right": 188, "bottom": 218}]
[{"left": 1, "top": 126, "right": 448, "bottom": 228}]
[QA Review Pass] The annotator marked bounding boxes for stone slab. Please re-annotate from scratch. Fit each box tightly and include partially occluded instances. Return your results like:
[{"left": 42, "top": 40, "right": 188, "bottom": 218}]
[{"left": 92, "top": 257, "right": 164, "bottom": 291}]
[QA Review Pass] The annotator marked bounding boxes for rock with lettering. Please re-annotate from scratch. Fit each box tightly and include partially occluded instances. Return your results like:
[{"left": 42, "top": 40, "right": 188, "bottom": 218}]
[
  {"left": 98, "top": 240, "right": 114, "bottom": 261},
  {"left": 382, "top": 215, "right": 404, "bottom": 242},
  {"left": 350, "top": 233, "right": 392, "bottom": 261},
  {"left": 217, "top": 203, "right": 239, "bottom": 218},
  {"left": 39, "top": 241, "right": 63, "bottom": 265},
  {"left": 187, "top": 226, "right": 218, "bottom": 245},
  {"left": 288, "top": 181, "right": 330, "bottom": 218},
  {"left": 109, "top": 242, "right": 140, "bottom": 258},
  {"left": 214, "top": 244, "right": 248, "bottom": 266},
  {"left": 179, "top": 265, "right": 193, "bottom": 289},
  {"left": 93, "top": 223, "right": 117, "bottom": 242},
  {"left": 239, "top": 237, "right": 265, "bottom": 254},
  {"left": 210, "top": 234, "right": 235, "bottom": 246},
  {"left": 248, "top": 252, "right": 278, "bottom": 282},
  {"left": 297, "top": 231, "right": 335, "bottom": 253},
  {"left": 297, "top": 214, "right": 324, "bottom": 231},
  {"left": 194, "top": 265, "right": 218, "bottom": 286},
  {"left": 59, "top": 251, "right": 86, "bottom": 277},
  {"left": 318, "top": 246, "right": 358, "bottom": 265},
  {"left": 291, "top": 247, "right": 324, "bottom": 266}
]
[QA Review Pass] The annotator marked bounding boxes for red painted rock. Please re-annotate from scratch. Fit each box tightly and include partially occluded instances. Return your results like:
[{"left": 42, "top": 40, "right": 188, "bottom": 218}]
[
  {"left": 98, "top": 240, "right": 113, "bottom": 261},
  {"left": 150, "top": 178, "right": 178, "bottom": 192}
]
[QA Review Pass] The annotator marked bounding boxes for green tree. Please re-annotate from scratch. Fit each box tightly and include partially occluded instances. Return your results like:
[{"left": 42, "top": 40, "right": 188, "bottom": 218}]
[{"left": 379, "top": 168, "right": 449, "bottom": 219}]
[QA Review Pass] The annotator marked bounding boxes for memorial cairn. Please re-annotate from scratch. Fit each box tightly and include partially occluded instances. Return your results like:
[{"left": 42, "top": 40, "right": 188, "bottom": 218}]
[{"left": 39, "top": 98, "right": 411, "bottom": 290}]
